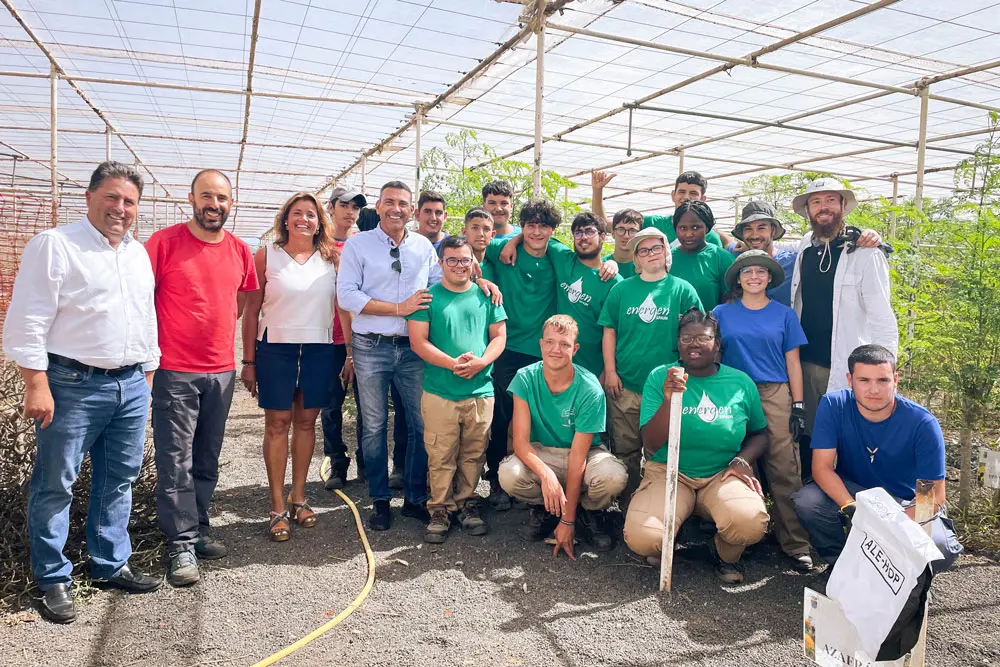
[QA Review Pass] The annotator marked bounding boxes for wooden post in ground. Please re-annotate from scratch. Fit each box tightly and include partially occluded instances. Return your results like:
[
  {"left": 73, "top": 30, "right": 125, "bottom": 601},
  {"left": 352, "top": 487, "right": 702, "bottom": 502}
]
[
  {"left": 659, "top": 390, "right": 683, "bottom": 592},
  {"left": 908, "top": 479, "right": 936, "bottom": 667}
]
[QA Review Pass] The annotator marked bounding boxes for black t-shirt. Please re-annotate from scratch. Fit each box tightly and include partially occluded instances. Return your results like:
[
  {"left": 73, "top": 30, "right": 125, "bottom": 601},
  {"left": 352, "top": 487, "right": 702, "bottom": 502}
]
[
  {"left": 798, "top": 242, "right": 844, "bottom": 367},
  {"left": 357, "top": 207, "right": 380, "bottom": 232}
]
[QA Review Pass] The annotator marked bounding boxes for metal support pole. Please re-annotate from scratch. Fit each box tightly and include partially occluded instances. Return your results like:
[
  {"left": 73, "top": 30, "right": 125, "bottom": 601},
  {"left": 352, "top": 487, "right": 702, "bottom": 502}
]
[
  {"left": 890, "top": 173, "right": 899, "bottom": 239},
  {"left": 914, "top": 87, "right": 930, "bottom": 213},
  {"left": 677, "top": 149, "right": 685, "bottom": 176},
  {"left": 360, "top": 154, "right": 367, "bottom": 200},
  {"left": 105, "top": 126, "right": 111, "bottom": 162},
  {"left": 414, "top": 107, "right": 423, "bottom": 195},
  {"left": 532, "top": 0, "right": 546, "bottom": 199},
  {"left": 49, "top": 63, "right": 57, "bottom": 227}
]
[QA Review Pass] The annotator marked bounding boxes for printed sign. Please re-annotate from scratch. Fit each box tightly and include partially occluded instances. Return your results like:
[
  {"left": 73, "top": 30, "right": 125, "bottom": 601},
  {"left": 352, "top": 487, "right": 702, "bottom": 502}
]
[
  {"left": 803, "top": 588, "right": 911, "bottom": 667},
  {"left": 979, "top": 448, "right": 1000, "bottom": 489}
]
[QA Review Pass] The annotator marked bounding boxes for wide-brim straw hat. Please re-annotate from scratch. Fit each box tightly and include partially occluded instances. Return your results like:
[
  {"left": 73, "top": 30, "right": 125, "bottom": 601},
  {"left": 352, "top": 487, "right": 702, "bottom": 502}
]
[
  {"left": 791, "top": 177, "right": 857, "bottom": 220},
  {"left": 725, "top": 249, "right": 785, "bottom": 291}
]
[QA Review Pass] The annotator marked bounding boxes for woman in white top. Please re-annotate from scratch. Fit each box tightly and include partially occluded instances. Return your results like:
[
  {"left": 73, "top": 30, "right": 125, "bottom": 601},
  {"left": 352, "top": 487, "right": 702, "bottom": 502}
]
[{"left": 241, "top": 192, "right": 340, "bottom": 541}]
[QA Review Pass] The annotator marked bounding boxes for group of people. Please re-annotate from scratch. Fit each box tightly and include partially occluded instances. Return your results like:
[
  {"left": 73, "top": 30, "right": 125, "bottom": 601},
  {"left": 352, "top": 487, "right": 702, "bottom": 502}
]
[{"left": 4, "top": 160, "right": 961, "bottom": 626}]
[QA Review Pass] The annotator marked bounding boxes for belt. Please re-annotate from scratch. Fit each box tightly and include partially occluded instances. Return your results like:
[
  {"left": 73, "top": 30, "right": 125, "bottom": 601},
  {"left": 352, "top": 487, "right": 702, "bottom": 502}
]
[
  {"left": 48, "top": 353, "right": 140, "bottom": 377},
  {"left": 354, "top": 332, "right": 410, "bottom": 346}
]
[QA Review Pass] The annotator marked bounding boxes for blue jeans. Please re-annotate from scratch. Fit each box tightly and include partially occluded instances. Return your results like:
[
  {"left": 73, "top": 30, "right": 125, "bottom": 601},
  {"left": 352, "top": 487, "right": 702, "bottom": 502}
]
[
  {"left": 29, "top": 362, "right": 150, "bottom": 589},
  {"left": 792, "top": 480, "right": 962, "bottom": 570},
  {"left": 351, "top": 335, "right": 427, "bottom": 504}
]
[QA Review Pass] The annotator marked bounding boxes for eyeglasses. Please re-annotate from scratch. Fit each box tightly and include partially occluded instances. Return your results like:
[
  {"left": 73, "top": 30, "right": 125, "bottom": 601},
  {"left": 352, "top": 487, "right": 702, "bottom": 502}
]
[
  {"left": 679, "top": 334, "right": 715, "bottom": 345},
  {"left": 635, "top": 244, "right": 666, "bottom": 257},
  {"left": 572, "top": 228, "right": 600, "bottom": 239},
  {"left": 739, "top": 266, "right": 770, "bottom": 277},
  {"left": 444, "top": 257, "right": 474, "bottom": 267},
  {"left": 614, "top": 226, "right": 640, "bottom": 237},
  {"left": 390, "top": 246, "right": 401, "bottom": 273}
]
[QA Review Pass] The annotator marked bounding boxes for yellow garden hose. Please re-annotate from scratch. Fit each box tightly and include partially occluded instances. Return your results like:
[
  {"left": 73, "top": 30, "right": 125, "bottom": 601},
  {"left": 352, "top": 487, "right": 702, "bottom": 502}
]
[{"left": 251, "top": 489, "right": 376, "bottom": 667}]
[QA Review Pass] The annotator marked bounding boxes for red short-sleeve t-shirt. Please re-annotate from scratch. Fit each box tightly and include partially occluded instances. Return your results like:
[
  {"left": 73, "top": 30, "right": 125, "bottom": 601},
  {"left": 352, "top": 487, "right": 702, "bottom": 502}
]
[
  {"left": 332, "top": 238, "right": 347, "bottom": 345},
  {"left": 145, "top": 223, "right": 259, "bottom": 373}
]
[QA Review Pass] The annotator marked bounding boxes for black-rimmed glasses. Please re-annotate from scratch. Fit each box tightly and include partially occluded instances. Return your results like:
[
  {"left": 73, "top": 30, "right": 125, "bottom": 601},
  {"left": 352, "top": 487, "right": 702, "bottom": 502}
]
[{"left": 390, "top": 246, "right": 401, "bottom": 273}]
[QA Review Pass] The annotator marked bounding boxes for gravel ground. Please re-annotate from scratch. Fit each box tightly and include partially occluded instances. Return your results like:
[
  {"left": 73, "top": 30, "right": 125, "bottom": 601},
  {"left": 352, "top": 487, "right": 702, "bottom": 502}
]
[{"left": 3, "top": 383, "right": 998, "bottom": 667}]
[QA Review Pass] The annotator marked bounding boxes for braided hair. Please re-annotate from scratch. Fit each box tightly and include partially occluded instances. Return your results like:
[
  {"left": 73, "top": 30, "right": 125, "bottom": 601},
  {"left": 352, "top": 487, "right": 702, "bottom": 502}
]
[
  {"left": 677, "top": 307, "right": 722, "bottom": 363},
  {"left": 673, "top": 200, "right": 715, "bottom": 231}
]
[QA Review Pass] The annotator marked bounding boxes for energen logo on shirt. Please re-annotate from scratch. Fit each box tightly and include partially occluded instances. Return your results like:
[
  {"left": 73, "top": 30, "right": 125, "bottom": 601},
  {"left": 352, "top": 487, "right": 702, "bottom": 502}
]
[
  {"left": 683, "top": 392, "right": 734, "bottom": 423},
  {"left": 560, "top": 406, "right": 576, "bottom": 429},
  {"left": 627, "top": 293, "right": 671, "bottom": 323},
  {"left": 561, "top": 278, "right": 592, "bottom": 306}
]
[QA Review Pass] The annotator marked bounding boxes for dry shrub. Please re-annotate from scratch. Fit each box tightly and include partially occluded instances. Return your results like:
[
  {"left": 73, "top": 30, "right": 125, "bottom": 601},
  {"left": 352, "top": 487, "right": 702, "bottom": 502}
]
[{"left": 0, "top": 363, "right": 163, "bottom": 613}]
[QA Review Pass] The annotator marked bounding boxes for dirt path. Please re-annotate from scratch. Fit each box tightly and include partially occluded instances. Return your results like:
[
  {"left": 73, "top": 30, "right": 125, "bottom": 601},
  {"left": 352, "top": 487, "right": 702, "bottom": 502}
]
[{"left": 3, "top": 383, "right": 998, "bottom": 667}]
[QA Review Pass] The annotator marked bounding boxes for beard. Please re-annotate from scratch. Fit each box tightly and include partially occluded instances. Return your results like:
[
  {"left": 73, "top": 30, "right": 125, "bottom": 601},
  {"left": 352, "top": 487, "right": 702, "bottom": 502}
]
[
  {"left": 575, "top": 245, "right": 601, "bottom": 260},
  {"left": 194, "top": 205, "right": 228, "bottom": 231},
  {"left": 809, "top": 209, "right": 843, "bottom": 240}
]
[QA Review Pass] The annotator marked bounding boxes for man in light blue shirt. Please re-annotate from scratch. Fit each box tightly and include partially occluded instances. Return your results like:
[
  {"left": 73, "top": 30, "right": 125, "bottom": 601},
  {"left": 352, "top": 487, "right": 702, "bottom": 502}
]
[{"left": 338, "top": 181, "right": 442, "bottom": 530}]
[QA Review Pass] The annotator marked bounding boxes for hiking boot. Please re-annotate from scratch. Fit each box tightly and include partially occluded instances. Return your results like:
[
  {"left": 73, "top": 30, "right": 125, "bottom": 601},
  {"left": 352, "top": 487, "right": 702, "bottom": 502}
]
[
  {"left": 325, "top": 463, "right": 348, "bottom": 491},
  {"left": 790, "top": 552, "right": 814, "bottom": 573},
  {"left": 709, "top": 541, "right": 745, "bottom": 584},
  {"left": 167, "top": 550, "right": 200, "bottom": 587},
  {"left": 388, "top": 467, "right": 404, "bottom": 490},
  {"left": 368, "top": 500, "right": 392, "bottom": 531},
  {"left": 457, "top": 501, "right": 488, "bottom": 536},
  {"left": 401, "top": 499, "right": 430, "bottom": 523},
  {"left": 424, "top": 508, "right": 451, "bottom": 544},
  {"left": 488, "top": 478, "right": 512, "bottom": 512},
  {"left": 576, "top": 508, "right": 614, "bottom": 552},
  {"left": 519, "top": 505, "right": 559, "bottom": 542},
  {"left": 195, "top": 535, "right": 229, "bottom": 560}
]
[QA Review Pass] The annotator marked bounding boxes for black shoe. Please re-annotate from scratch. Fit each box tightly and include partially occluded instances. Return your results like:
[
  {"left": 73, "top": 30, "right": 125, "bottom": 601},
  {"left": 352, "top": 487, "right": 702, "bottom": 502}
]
[
  {"left": 355, "top": 458, "right": 366, "bottom": 484},
  {"left": 97, "top": 564, "right": 162, "bottom": 593},
  {"left": 388, "top": 468, "right": 404, "bottom": 490},
  {"left": 519, "top": 505, "right": 559, "bottom": 542},
  {"left": 195, "top": 535, "right": 229, "bottom": 560},
  {"left": 488, "top": 478, "right": 512, "bottom": 512},
  {"left": 325, "top": 465, "right": 348, "bottom": 491},
  {"left": 576, "top": 508, "right": 614, "bottom": 552},
  {"left": 38, "top": 584, "right": 76, "bottom": 624},
  {"left": 367, "top": 500, "right": 392, "bottom": 531},
  {"left": 401, "top": 499, "right": 430, "bottom": 523}
]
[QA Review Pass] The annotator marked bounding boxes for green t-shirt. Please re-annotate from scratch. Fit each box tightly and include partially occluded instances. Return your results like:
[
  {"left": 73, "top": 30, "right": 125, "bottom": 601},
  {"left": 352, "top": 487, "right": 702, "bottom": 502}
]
[
  {"left": 485, "top": 238, "right": 556, "bottom": 358},
  {"left": 407, "top": 283, "right": 507, "bottom": 401},
  {"left": 669, "top": 243, "right": 734, "bottom": 310},
  {"left": 508, "top": 361, "right": 606, "bottom": 449},
  {"left": 643, "top": 215, "right": 723, "bottom": 248},
  {"left": 479, "top": 257, "right": 496, "bottom": 284},
  {"left": 597, "top": 275, "right": 702, "bottom": 394},
  {"left": 640, "top": 363, "right": 767, "bottom": 477},
  {"left": 603, "top": 253, "right": 636, "bottom": 279},
  {"left": 546, "top": 241, "right": 623, "bottom": 377}
]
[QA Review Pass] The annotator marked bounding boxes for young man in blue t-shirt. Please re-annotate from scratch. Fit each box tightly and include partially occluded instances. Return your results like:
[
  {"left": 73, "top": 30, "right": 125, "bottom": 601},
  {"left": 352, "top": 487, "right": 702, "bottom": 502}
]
[{"left": 792, "top": 345, "right": 961, "bottom": 569}]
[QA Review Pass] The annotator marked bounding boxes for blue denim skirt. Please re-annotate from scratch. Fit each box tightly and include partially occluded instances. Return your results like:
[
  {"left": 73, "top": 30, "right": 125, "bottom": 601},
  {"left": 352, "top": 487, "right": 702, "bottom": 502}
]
[{"left": 255, "top": 332, "right": 336, "bottom": 410}]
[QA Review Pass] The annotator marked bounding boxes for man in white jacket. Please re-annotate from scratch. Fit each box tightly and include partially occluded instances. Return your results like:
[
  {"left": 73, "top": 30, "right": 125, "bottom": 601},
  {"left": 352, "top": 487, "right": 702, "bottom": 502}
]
[{"left": 790, "top": 178, "right": 898, "bottom": 476}]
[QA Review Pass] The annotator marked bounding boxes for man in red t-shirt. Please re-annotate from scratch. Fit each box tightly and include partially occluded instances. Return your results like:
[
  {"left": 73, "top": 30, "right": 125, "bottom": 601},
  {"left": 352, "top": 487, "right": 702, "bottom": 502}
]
[{"left": 145, "top": 169, "right": 258, "bottom": 587}]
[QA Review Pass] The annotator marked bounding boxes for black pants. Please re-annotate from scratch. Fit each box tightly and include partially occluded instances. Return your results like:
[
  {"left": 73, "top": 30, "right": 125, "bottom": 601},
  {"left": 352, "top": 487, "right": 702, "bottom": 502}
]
[
  {"left": 321, "top": 343, "right": 407, "bottom": 472},
  {"left": 485, "top": 349, "right": 540, "bottom": 481}
]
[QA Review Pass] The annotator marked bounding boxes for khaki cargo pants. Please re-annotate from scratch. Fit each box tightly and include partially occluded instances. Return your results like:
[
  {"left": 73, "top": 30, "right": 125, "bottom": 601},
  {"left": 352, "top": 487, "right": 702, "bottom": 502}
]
[
  {"left": 757, "top": 382, "right": 812, "bottom": 558},
  {"left": 624, "top": 461, "right": 769, "bottom": 563},
  {"left": 608, "top": 386, "right": 643, "bottom": 508},
  {"left": 498, "top": 443, "right": 627, "bottom": 511},
  {"left": 421, "top": 392, "right": 493, "bottom": 512}
]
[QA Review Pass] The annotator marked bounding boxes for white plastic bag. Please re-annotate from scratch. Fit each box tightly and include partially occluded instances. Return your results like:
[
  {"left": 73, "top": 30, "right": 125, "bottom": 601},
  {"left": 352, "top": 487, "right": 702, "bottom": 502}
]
[{"left": 827, "top": 487, "right": 944, "bottom": 656}]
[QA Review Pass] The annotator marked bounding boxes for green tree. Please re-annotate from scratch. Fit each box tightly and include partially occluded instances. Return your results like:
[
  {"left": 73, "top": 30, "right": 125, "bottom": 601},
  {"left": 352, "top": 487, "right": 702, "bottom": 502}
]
[{"left": 420, "top": 129, "right": 580, "bottom": 243}]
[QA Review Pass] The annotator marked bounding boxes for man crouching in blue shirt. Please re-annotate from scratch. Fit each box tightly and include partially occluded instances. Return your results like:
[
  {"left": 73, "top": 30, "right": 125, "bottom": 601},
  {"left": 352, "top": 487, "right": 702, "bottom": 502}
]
[{"left": 792, "top": 344, "right": 962, "bottom": 570}]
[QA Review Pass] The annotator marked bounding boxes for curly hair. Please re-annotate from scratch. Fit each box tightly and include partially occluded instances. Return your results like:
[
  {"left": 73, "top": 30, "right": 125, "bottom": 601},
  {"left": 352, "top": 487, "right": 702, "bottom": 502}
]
[
  {"left": 519, "top": 199, "right": 562, "bottom": 229},
  {"left": 270, "top": 192, "right": 337, "bottom": 263}
]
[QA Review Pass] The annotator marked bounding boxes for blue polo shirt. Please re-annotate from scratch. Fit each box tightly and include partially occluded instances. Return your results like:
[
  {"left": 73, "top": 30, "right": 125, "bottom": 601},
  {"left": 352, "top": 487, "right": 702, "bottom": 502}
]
[
  {"left": 713, "top": 300, "right": 807, "bottom": 383},
  {"left": 811, "top": 390, "right": 946, "bottom": 501}
]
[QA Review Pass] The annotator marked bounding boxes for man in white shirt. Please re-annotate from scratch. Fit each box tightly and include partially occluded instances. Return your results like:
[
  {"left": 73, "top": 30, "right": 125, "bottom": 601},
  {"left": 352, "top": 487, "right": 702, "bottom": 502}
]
[{"left": 3, "top": 162, "right": 162, "bottom": 624}]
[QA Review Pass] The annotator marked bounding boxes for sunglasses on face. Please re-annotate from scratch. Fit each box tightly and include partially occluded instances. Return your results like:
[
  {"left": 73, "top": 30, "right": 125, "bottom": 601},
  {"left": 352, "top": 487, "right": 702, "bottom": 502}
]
[{"left": 390, "top": 246, "right": 401, "bottom": 273}]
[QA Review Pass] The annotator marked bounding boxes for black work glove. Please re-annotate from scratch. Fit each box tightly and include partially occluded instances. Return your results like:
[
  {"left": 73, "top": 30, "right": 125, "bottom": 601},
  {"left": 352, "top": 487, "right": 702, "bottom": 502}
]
[
  {"left": 839, "top": 501, "right": 856, "bottom": 536},
  {"left": 790, "top": 401, "right": 807, "bottom": 442}
]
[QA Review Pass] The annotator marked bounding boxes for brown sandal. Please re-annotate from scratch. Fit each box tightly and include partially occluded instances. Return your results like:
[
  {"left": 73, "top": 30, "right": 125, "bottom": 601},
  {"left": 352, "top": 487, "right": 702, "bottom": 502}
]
[
  {"left": 288, "top": 498, "right": 317, "bottom": 528},
  {"left": 269, "top": 511, "right": 291, "bottom": 542}
]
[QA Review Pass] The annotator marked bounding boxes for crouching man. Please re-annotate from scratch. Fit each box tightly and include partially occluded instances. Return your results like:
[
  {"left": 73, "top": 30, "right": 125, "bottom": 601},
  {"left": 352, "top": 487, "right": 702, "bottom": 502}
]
[
  {"left": 408, "top": 237, "right": 508, "bottom": 544},
  {"left": 499, "top": 315, "right": 627, "bottom": 557},
  {"left": 792, "top": 344, "right": 962, "bottom": 569}
]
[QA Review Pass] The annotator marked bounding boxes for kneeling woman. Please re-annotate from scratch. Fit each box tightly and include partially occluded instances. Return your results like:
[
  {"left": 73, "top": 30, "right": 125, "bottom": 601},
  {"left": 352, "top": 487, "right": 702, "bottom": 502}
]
[
  {"left": 624, "top": 308, "right": 770, "bottom": 583},
  {"left": 242, "top": 192, "right": 339, "bottom": 541}
]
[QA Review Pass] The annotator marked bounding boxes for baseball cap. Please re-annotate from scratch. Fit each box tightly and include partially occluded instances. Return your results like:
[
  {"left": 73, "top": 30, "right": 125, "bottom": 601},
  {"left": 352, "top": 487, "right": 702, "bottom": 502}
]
[{"left": 329, "top": 186, "right": 367, "bottom": 208}]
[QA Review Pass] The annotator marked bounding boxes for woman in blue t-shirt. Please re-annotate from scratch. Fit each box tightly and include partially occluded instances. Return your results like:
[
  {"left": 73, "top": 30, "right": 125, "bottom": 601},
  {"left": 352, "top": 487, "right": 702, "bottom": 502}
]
[{"left": 712, "top": 249, "right": 814, "bottom": 571}]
